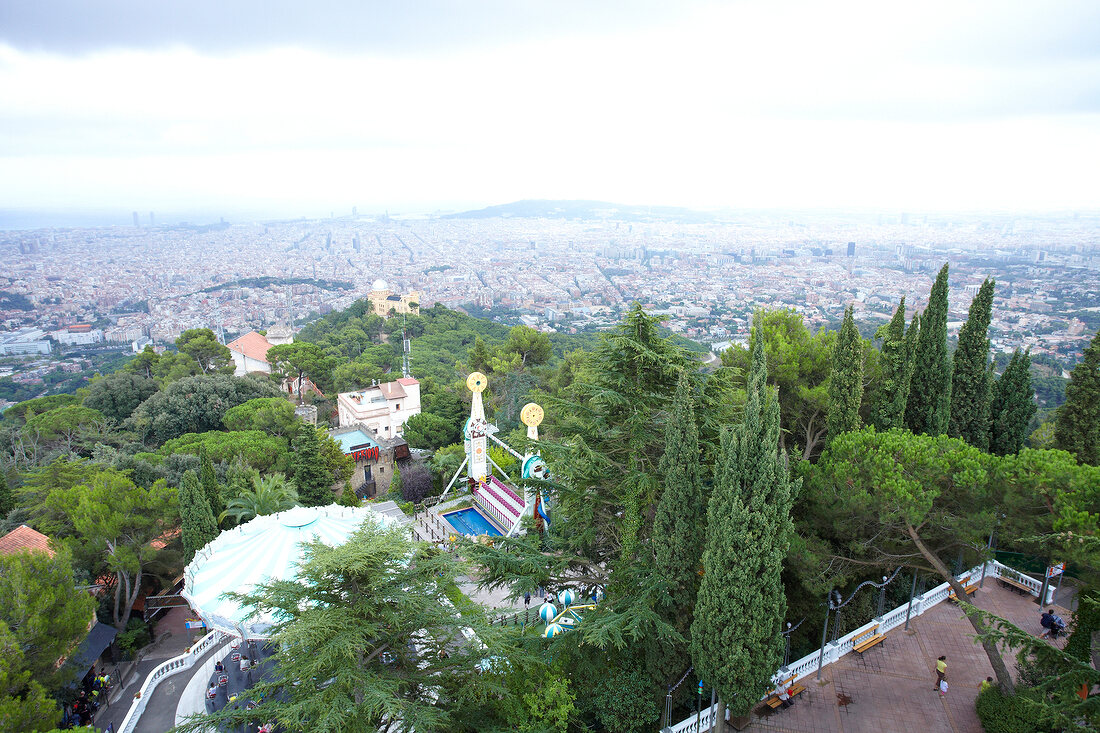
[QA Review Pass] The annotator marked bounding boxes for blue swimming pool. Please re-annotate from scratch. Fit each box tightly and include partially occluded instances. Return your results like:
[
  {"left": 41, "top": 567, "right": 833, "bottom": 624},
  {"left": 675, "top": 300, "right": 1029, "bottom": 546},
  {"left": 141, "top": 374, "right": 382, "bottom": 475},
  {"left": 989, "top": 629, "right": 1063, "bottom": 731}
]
[{"left": 443, "top": 507, "right": 503, "bottom": 537}]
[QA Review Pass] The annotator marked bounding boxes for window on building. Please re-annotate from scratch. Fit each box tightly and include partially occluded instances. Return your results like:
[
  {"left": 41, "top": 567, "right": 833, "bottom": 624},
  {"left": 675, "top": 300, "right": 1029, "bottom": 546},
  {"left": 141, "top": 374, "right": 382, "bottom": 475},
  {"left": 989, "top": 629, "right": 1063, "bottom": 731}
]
[{"left": 395, "top": 404, "right": 400, "bottom": 410}]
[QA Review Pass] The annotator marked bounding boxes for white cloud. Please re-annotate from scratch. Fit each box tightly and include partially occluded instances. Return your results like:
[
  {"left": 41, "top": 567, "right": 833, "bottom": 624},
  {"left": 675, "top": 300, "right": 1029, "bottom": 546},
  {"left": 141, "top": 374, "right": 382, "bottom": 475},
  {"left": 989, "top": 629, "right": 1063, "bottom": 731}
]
[{"left": 1, "top": 1, "right": 1099, "bottom": 214}]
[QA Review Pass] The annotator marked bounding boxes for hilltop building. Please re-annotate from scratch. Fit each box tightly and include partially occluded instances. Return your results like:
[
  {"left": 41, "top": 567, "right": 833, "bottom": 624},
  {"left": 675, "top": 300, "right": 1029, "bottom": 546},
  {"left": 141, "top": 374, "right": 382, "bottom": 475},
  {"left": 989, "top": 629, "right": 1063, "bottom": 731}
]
[
  {"left": 368, "top": 279, "right": 420, "bottom": 317},
  {"left": 225, "top": 324, "right": 293, "bottom": 376},
  {"left": 329, "top": 424, "right": 410, "bottom": 498},
  {"left": 336, "top": 377, "right": 421, "bottom": 438}
]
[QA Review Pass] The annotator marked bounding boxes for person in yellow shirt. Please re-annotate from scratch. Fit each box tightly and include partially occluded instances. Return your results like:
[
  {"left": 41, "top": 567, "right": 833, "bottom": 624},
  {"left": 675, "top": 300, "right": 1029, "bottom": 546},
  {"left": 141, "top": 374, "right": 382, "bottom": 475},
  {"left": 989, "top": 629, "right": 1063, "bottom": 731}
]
[
  {"left": 934, "top": 655, "right": 947, "bottom": 690},
  {"left": 980, "top": 676, "right": 994, "bottom": 692}
]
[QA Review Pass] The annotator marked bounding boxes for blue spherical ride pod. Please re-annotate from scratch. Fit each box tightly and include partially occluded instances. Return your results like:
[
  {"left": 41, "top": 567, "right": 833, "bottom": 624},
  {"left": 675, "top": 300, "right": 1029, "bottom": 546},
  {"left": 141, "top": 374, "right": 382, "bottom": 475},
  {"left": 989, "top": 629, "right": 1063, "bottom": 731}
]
[
  {"left": 539, "top": 602, "right": 557, "bottom": 623},
  {"left": 558, "top": 589, "right": 575, "bottom": 607},
  {"left": 544, "top": 622, "right": 564, "bottom": 638}
]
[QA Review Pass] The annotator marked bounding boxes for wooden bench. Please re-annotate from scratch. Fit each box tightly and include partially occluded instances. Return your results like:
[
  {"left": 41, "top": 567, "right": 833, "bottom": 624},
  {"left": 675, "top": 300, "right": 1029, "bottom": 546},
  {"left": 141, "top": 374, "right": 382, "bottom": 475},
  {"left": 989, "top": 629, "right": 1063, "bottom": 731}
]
[
  {"left": 998, "top": 576, "right": 1033, "bottom": 596},
  {"left": 948, "top": 577, "right": 978, "bottom": 602},
  {"left": 852, "top": 625, "right": 886, "bottom": 656},
  {"left": 765, "top": 675, "right": 807, "bottom": 709}
]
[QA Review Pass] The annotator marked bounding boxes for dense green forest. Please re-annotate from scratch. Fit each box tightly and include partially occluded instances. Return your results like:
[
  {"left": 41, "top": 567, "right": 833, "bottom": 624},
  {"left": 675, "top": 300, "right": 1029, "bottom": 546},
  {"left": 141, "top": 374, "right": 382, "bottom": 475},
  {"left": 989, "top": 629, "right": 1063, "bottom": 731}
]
[{"left": 1, "top": 273, "right": 1098, "bottom": 732}]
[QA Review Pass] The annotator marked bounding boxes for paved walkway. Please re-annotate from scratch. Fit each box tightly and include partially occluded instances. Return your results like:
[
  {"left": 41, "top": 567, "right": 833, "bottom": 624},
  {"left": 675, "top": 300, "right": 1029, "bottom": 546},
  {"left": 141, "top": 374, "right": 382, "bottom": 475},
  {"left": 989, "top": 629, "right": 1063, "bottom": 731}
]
[
  {"left": 94, "top": 605, "right": 204, "bottom": 732},
  {"left": 744, "top": 582, "right": 1069, "bottom": 732}
]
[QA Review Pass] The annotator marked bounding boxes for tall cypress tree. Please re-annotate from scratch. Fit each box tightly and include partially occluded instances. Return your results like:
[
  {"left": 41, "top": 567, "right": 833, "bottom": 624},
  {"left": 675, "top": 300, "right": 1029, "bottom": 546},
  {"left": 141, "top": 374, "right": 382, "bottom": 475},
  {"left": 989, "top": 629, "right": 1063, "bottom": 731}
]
[
  {"left": 180, "top": 470, "right": 218, "bottom": 562},
  {"left": 989, "top": 349, "right": 1037, "bottom": 456},
  {"left": 0, "top": 467, "right": 11, "bottom": 517},
  {"left": 827, "top": 306, "right": 864, "bottom": 441},
  {"left": 873, "top": 298, "right": 910, "bottom": 430},
  {"left": 906, "top": 262, "right": 952, "bottom": 436},
  {"left": 1055, "top": 330, "right": 1100, "bottom": 465},
  {"left": 691, "top": 321, "right": 799, "bottom": 720},
  {"left": 198, "top": 444, "right": 224, "bottom": 518},
  {"left": 652, "top": 374, "right": 706, "bottom": 627},
  {"left": 950, "top": 278, "right": 996, "bottom": 449},
  {"left": 291, "top": 425, "right": 335, "bottom": 506}
]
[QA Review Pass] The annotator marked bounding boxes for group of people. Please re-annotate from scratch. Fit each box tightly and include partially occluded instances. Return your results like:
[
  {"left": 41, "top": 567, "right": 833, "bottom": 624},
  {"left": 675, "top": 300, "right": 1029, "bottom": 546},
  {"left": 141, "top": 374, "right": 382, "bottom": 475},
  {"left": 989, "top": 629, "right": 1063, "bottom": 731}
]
[{"left": 71, "top": 668, "right": 111, "bottom": 726}]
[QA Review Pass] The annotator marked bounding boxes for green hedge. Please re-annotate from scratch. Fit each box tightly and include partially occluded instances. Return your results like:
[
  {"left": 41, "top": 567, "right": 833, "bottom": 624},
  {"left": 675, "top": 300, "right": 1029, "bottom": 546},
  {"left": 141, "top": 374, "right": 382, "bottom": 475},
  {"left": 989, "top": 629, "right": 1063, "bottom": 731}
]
[{"left": 975, "top": 687, "right": 1046, "bottom": 733}]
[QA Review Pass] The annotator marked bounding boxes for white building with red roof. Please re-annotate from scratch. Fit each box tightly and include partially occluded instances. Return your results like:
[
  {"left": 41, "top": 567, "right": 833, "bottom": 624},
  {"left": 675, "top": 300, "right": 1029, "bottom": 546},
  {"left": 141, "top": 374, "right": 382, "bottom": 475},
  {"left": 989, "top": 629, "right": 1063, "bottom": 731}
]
[
  {"left": 336, "top": 377, "right": 421, "bottom": 439},
  {"left": 226, "top": 330, "right": 278, "bottom": 376}
]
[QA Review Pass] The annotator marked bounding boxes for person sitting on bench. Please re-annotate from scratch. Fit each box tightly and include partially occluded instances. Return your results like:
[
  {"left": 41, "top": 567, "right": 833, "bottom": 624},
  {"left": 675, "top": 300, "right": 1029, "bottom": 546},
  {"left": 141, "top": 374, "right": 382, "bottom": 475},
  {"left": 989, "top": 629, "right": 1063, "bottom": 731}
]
[{"left": 777, "top": 686, "right": 793, "bottom": 708}]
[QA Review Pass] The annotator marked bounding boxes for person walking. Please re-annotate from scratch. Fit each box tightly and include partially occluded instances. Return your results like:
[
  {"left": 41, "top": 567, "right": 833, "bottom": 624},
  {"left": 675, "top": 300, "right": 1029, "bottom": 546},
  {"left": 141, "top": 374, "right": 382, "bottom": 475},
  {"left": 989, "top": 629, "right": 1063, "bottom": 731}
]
[
  {"left": 524, "top": 591, "right": 531, "bottom": 608},
  {"left": 934, "top": 655, "right": 947, "bottom": 690}
]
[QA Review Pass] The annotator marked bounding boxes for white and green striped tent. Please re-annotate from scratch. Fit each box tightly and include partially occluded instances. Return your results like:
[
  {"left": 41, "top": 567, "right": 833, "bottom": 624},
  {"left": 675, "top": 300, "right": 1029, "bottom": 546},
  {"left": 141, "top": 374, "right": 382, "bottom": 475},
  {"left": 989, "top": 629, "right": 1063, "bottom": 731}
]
[{"left": 182, "top": 505, "right": 399, "bottom": 639}]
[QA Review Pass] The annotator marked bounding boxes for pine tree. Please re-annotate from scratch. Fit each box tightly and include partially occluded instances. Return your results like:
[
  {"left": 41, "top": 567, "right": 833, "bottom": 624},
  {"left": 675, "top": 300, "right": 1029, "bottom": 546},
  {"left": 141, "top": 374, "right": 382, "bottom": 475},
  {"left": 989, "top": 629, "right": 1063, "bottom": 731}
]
[
  {"left": 337, "top": 484, "right": 360, "bottom": 506},
  {"left": 950, "top": 278, "right": 996, "bottom": 449},
  {"left": 652, "top": 374, "right": 706, "bottom": 629},
  {"left": 291, "top": 426, "right": 335, "bottom": 506},
  {"left": 873, "top": 298, "right": 910, "bottom": 430},
  {"left": 180, "top": 470, "right": 218, "bottom": 562},
  {"left": 198, "top": 444, "right": 223, "bottom": 518},
  {"left": 691, "top": 320, "right": 799, "bottom": 719},
  {"left": 989, "top": 349, "right": 1037, "bottom": 456},
  {"left": 827, "top": 306, "right": 864, "bottom": 441},
  {"left": 1055, "top": 330, "right": 1100, "bottom": 465},
  {"left": 906, "top": 262, "right": 952, "bottom": 436}
]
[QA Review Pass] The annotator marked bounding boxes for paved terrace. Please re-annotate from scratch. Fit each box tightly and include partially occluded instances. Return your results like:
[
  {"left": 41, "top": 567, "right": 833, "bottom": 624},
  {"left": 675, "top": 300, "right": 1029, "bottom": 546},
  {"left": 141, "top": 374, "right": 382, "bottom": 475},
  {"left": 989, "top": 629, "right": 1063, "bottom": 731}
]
[{"left": 744, "top": 582, "right": 1069, "bottom": 733}]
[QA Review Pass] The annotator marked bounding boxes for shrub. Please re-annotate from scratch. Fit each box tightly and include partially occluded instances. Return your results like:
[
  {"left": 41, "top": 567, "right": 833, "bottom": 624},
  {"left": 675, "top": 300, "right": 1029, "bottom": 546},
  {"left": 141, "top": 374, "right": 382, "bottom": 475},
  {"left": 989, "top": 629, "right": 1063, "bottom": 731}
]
[
  {"left": 975, "top": 687, "right": 1045, "bottom": 733},
  {"left": 116, "top": 618, "right": 153, "bottom": 659}
]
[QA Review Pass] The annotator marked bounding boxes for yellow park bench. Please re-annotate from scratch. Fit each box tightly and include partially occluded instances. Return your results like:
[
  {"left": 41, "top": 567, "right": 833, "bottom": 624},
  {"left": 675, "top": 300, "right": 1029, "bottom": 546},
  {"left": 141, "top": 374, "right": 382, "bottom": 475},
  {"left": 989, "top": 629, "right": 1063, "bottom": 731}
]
[
  {"left": 949, "top": 576, "right": 978, "bottom": 602},
  {"left": 853, "top": 624, "right": 886, "bottom": 657},
  {"left": 765, "top": 675, "right": 807, "bottom": 709},
  {"left": 998, "top": 575, "right": 1032, "bottom": 595}
]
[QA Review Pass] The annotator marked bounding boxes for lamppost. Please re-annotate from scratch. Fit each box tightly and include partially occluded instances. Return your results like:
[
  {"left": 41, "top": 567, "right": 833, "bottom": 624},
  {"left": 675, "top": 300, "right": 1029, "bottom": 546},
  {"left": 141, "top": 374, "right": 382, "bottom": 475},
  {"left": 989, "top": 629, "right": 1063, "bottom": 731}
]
[{"left": 816, "top": 590, "right": 842, "bottom": 681}]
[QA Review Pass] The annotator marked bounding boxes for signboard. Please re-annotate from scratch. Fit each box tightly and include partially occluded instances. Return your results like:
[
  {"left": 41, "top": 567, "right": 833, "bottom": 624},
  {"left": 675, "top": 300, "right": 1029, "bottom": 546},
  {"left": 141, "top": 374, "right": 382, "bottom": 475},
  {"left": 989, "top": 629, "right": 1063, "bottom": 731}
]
[
  {"left": 348, "top": 446, "right": 380, "bottom": 462},
  {"left": 1047, "top": 562, "right": 1065, "bottom": 578},
  {"left": 185, "top": 619, "right": 206, "bottom": 630}
]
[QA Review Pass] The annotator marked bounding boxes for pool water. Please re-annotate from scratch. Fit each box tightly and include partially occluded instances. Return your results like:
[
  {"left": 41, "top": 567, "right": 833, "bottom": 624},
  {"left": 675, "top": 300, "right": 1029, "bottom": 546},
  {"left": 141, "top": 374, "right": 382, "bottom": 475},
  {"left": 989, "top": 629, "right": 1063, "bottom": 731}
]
[{"left": 443, "top": 508, "right": 503, "bottom": 537}]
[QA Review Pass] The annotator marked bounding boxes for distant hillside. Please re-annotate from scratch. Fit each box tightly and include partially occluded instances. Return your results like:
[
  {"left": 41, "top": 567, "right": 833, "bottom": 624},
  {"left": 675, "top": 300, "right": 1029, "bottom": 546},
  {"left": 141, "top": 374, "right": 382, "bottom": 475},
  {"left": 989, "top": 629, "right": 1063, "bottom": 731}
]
[{"left": 443, "top": 199, "right": 716, "bottom": 223}]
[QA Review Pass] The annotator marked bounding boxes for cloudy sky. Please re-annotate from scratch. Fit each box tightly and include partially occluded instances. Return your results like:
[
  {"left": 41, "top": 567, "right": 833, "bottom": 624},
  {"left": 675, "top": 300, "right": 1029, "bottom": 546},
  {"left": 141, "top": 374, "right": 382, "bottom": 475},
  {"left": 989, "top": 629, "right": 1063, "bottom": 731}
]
[{"left": 2, "top": 1, "right": 1099, "bottom": 219}]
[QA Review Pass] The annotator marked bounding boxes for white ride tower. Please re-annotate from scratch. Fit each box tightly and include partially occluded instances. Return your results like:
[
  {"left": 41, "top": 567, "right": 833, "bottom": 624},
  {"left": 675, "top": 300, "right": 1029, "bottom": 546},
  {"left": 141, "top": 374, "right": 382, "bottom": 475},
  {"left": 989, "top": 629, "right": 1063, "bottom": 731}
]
[{"left": 439, "top": 372, "right": 548, "bottom": 537}]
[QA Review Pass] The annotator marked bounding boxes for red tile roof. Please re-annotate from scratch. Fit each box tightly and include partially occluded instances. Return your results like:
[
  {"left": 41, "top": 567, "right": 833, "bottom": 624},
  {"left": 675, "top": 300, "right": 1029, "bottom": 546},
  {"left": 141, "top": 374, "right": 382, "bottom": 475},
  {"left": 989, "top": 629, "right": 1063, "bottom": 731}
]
[
  {"left": 379, "top": 380, "right": 407, "bottom": 400},
  {"left": 0, "top": 525, "right": 54, "bottom": 556},
  {"left": 226, "top": 331, "right": 274, "bottom": 363},
  {"left": 397, "top": 377, "right": 419, "bottom": 386}
]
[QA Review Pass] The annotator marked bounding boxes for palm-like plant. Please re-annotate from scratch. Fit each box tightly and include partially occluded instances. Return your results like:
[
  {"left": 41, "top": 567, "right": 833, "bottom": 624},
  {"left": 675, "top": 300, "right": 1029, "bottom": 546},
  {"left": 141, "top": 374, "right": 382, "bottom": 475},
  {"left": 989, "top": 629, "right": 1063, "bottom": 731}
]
[{"left": 219, "top": 473, "right": 299, "bottom": 525}]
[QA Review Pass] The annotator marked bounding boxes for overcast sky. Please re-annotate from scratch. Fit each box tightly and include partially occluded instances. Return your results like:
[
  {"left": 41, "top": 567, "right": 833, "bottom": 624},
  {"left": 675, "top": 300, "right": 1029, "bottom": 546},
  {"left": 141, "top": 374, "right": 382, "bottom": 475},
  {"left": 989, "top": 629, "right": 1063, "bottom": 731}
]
[{"left": 2, "top": 0, "right": 1099, "bottom": 218}]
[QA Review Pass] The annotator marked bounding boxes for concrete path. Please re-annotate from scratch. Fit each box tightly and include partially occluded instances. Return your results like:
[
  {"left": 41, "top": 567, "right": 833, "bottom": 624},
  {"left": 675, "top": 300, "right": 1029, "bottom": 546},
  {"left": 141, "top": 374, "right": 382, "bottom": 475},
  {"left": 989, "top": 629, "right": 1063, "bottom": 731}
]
[{"left": 743, "top": 582, "right": 1070, "bottom": 733}]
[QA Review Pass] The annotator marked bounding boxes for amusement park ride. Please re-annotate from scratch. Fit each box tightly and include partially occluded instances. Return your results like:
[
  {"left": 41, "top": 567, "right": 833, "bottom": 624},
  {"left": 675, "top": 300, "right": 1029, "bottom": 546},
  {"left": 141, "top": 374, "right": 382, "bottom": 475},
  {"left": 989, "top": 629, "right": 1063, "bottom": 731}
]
[
  {"left": 438, "top": 371, "right": 552, "bottom": 537},
  {"left": 436, "top": 372, "right": 602, "bottom": 637}
]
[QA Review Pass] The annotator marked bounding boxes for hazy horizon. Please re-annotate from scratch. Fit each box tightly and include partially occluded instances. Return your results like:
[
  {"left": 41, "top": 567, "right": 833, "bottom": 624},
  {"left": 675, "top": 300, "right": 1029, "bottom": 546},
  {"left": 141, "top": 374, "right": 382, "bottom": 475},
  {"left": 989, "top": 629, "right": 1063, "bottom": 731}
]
[{"left": 3, "top": 1, "right": 1100, "bottom": 217}]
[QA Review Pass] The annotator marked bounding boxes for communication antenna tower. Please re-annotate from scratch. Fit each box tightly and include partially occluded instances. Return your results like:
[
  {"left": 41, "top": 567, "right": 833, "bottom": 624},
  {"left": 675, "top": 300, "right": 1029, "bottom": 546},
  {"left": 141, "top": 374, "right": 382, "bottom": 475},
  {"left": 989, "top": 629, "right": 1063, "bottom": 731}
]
[{"left": 402, "top": 312, "right": 412, "bottom": 378}]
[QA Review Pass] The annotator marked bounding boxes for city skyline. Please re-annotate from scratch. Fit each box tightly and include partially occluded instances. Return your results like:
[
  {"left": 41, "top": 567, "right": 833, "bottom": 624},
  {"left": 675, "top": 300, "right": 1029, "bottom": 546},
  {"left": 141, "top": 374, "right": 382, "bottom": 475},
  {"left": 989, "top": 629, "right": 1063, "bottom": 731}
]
[{"left": 3, "top": 1, "right": 1100, "bottom": 217}]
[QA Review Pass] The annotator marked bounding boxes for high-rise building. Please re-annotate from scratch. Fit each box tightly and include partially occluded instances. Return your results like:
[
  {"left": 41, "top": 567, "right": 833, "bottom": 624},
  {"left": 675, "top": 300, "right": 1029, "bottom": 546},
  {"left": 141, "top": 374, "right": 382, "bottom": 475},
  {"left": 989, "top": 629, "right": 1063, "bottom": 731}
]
[
  {"left": 149, "top": 211, "right": 155, "bottom": 227},
  {"left": 132, "top": 211, "right": 140, "bottom": 227},
  {"left": 847, "top": 242, "right": 856, "bottom": 257}
]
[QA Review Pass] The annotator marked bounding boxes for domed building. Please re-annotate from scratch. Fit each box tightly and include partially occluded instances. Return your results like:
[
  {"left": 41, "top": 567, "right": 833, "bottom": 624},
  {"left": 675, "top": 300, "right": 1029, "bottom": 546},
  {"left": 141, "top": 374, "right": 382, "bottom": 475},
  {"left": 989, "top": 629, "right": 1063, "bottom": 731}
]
[{"left": 368, "top": 279, "right": 420, "bottom": 317}]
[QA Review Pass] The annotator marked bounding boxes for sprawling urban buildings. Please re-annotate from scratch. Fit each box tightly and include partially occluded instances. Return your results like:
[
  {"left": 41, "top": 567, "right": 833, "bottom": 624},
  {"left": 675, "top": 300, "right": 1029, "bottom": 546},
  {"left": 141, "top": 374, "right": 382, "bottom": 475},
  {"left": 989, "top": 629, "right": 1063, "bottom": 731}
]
[{"left": 1, "top": 206, "right": 1098, "bottom": 406}]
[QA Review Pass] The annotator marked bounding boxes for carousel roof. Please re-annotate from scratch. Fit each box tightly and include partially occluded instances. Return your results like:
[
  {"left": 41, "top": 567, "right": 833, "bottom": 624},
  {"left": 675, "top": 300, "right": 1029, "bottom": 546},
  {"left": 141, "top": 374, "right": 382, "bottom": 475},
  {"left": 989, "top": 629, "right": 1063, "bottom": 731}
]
[{"left": 182, "top": 505, "right": 400, "bottom": 639}]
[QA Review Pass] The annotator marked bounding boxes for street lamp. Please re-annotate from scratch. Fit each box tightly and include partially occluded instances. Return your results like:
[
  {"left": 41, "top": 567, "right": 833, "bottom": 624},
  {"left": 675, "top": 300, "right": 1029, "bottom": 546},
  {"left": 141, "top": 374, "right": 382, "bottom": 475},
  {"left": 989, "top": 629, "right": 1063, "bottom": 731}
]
[{"left": 816, "top": 590, "right": 842, "bottom": 681}]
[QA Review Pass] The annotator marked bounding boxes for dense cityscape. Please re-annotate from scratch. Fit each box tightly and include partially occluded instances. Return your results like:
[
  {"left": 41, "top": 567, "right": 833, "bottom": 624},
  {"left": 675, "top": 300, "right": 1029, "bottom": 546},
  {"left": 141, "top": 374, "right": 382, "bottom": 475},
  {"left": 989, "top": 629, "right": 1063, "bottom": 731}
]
[{"left": 2, "top": 203, "right": 1098, "bottom": 408}]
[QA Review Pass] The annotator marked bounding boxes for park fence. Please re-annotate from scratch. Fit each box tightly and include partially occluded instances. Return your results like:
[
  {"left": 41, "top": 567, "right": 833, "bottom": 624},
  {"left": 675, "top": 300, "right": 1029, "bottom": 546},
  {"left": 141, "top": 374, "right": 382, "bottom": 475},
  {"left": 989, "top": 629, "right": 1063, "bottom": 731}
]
[{"left": 664, "top": 560, "right": 1053, "bottom": 733}]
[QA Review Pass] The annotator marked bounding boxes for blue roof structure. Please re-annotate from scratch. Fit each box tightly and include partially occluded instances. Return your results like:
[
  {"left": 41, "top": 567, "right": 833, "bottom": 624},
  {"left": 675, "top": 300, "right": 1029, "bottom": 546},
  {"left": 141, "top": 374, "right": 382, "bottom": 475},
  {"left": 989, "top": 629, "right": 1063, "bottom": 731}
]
[{"left": 334, "top": 429, "right": 377, "bottom": 454}]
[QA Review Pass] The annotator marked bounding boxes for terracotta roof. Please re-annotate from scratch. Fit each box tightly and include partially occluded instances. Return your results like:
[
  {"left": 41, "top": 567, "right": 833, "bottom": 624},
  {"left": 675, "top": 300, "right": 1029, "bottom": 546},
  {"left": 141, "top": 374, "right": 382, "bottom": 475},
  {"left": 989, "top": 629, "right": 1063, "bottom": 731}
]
[
  {"left": 0, "top": 525, "right": 54, "bottom": 556},
  {"left": 396, "top": 377, "right": 419, "bottom": 386},
  {"left": 378, "top": 380, "right": 407, "bottom": 400},
  {"left": 226, "top": 331, "right": 274, "bottom": 363}
]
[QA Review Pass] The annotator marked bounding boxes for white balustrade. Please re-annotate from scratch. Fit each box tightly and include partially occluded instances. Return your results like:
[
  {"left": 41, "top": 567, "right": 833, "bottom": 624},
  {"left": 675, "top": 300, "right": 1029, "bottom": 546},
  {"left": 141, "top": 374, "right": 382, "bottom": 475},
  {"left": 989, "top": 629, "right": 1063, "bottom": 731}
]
[{"left": 117, "top": 629, "right": 227, "bottom": 733}]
